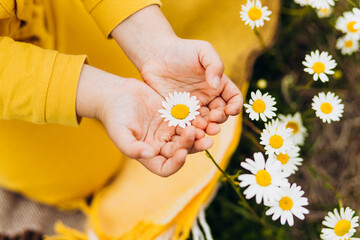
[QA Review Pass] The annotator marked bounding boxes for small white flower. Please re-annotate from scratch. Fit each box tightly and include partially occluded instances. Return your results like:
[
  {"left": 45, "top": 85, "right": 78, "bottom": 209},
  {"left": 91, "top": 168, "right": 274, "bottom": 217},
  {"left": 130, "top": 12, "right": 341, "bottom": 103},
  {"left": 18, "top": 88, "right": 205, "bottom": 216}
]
[
  {"left": 294, "top": 0, "right": 310, "bottom": 7},
  {"left": 317, "top": 7, "right": 333, "bottom": 18},
  {"left": 308, "top": 0, "right": 336, "bottom": 9},
  {"left": 265, "top": 183, "right": 309, "bottom": 226},
  {"left": 278, "top": 112, "right": 308, "bottom": 146},
  {"left": 238, "top": 152, "right": 289, "bottom": 204},
  {"left": 336, "top": 34, "right": 359, "bottom": 55},
  {"left": 336, "top": 9, "right": 360, "bottom": 39},
  {"left": 321, "top": 207, "right": 359, "bottom": 240},
  {"left": 302, "top": 50, "right": 337, "bottom": 82},
  {"left": 158, "top": 91, "right": 200, "bottom": 128},
  {"left": 312, "top": 92, "right": 344, "bottom": 124},
  {"left": 275, "top": 146, "right": 303, "bottom": 176},
  {"left": 240, "top": 0, "right": 272, "bottom": 29},
  {"left": 244, "top": 90, "right": 277, "bottom": 122},
  {"left": 260, "top": 119, "right": 294, "bottom": 156}
]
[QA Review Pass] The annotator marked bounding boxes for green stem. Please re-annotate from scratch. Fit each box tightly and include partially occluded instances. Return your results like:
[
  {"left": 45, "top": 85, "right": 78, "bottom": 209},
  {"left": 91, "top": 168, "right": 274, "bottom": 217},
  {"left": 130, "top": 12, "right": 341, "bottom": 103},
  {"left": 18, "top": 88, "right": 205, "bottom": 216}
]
[
  {"left": 244, "top": 118, "right": 262, "bottom": 135},
  {"left": 295, "top": 79, "right": 314, "bottom": 91},
  {"left": 347, "top": 0, "right": 357, "bottom": 7},
  {"left": 253, "top": 27, "right": 266, "bottom": 51},
  {"left": 205, "top": 150, "right": 265, "bottom": 226}
]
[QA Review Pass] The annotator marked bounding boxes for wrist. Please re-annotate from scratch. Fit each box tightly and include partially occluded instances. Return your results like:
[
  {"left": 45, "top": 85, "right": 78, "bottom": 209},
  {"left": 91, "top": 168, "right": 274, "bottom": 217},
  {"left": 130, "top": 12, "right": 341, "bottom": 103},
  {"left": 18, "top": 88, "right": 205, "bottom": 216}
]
[
  {"left": 111, "top": 5, "right": 177, "bottom": 71},
  {"left": 76, "top": 64, "right": 121, "bottom": 119}
]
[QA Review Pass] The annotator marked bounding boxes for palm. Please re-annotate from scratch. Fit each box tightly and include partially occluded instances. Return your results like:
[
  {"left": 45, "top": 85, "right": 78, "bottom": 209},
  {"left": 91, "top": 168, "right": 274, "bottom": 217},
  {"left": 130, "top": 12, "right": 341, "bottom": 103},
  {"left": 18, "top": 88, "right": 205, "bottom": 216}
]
[
  {"left": 99, "top": 78, "right": 210, "bottom": 177},
  {"left": 140, "top": 38, "right": 243, "bottom": 133}
]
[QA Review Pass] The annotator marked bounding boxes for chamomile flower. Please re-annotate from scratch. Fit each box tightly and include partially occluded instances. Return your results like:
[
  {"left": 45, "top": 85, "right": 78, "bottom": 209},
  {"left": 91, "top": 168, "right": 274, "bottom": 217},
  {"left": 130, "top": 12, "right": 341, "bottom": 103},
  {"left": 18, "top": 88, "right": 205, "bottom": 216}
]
[
  {"left": 308, "top": 0, "right": 336, "bottom": 9},
  {"left": 317, "top": 7, "right": 333, "bottom": 18},
  {"left": 238, "top": 152, "right": 289, "bottom": 204},
  {"left": 302, "top": 50, "right": 337, "bottom": 82},
  {"left": 265, "top": 183, "right": 309, "bottom": 226},
  {"left": 158, "top": 91, "right": 200, "bottom": 128},
  {"left": 260, "top": 119, "right": 294, "bottom": 156},
  {"left": 336, "top": 10, "right": 360, "bottom": 39},
  {"left": 321, "top": 207, "right": 359, "bottom": 240},
  {"left": 294, "top": 0, "right": 310, "bottom": 7},
  {"left": 244, "top": 90, "right": 277, "bottom": 122},
  {"left": 240, "top": 0, "right": 272, "bottom": 29},
  {"left": 275, "top": 146, "right": 303, "bottom": 176},
  {"left": 336, "top": 34, "right": 359, "bottom": 55},
  {"left": 278, "top": 112, "right": 307, "bottom": 146},
  {"left": 312, "top": 92, "right": 344, "bottom": 124}
]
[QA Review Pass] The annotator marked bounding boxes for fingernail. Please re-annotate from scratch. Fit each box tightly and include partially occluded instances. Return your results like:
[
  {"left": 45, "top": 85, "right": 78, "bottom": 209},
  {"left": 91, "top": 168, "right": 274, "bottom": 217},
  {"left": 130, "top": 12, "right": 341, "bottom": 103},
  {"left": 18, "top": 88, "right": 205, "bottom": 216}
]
[
  {"left": 141, "top": 151, "right": 154, "bottom": 158},
  {"left": 212, "top": 76, "right": 220, "bottom": 89}
]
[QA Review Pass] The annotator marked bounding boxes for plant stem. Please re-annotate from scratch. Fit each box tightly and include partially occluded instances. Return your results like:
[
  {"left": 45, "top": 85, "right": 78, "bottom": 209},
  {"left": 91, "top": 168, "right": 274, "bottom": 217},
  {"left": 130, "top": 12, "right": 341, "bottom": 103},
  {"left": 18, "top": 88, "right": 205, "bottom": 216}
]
[
  {"left": 347, "top": 0, "right": 357, "bottom": 7},
  {"left": 253, "top": 27, "right": 266, "bottom": 51},
  {"left": 244, "top": 118, "right": 262, "bottom": 134},
  {"left": 296, "top": 79, "right": 314, "bottom": 90},
  {"left": 205, "top": 150, "right": 265, "bottom": 226}
]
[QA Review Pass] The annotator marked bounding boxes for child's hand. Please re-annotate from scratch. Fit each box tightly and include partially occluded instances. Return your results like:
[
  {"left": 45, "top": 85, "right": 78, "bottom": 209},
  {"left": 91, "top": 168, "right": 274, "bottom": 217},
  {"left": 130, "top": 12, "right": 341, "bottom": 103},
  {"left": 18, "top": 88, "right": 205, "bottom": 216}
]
[
  {"left": 111, "top": 5, "right": 243, "bottom": 135},
  {"left": 76, "top": 65, "right": 213, "bottom": 177}
]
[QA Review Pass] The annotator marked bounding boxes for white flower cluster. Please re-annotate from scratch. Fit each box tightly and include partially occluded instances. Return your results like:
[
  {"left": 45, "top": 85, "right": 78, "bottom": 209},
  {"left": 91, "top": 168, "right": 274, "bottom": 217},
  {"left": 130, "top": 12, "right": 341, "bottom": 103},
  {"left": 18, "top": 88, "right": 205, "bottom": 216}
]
[
  {"left": 335, "top": 8, "right": 360, "bottom": 55},
  {"left": 242, "top": 90, "right": 311, "bottom": 226},
  {"left": 294, "top": 0, "right": 360, "bottom": 55}
]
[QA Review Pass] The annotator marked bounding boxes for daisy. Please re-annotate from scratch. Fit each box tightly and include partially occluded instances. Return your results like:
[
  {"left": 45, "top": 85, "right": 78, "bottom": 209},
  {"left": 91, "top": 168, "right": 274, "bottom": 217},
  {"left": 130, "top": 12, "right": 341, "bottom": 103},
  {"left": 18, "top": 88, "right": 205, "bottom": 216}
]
[
  {"left": 244, "top": 90, "right": 277, "bottom": 122},
  {"left": 336, "top": 34, "right": 359, "bottom": 55},
  {"left": 275, "top": 146, "right": 303, "bottom": 176},
  {"left": 294, "top": 0, "right": 310, "bottom": 7},
  {"left": 321, "top": 207, "right": 359, "bottom": 240},
  {"left": 308, "top": 0, "right": 336, "bottom": 9},
  {"left": 240, "top": 0, "right": 272, "bottom": 29},
  {"left": 260, "top": 119, "right": 294, "bottom": 156},
  {"left": 238, "top": 152, "right": 289, "bottom": 204},
  {"left": 302, "top": 50, "right": 337, "bottom": 82},
  {"left": 312, "top": 92, "right": 344, "bottom": 124},
  {"left": 158, "top": 91, "right": 200, "bottom": 128},
  {"left": 336, "top": 10, "right": 360, "bottom": 39},
  {"left": 278, "top": 112, "right": 308, "bottom": 146},
  {"left": 317, "top": 7, "right": 333, "bottom": 18},
  {"left": 265, "top": 183, "right": 309, "bottom": 226}
]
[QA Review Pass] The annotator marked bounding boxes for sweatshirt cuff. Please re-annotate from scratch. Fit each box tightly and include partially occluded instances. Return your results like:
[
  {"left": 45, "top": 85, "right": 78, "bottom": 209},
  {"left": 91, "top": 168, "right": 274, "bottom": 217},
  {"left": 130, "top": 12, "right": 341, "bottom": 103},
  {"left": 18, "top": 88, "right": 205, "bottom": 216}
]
[
  {"left": 86, "top": 0, "right": 161, "bottom": 37},
  {"left": 45, "top": 53, "right": 87, "bottom": 126}
]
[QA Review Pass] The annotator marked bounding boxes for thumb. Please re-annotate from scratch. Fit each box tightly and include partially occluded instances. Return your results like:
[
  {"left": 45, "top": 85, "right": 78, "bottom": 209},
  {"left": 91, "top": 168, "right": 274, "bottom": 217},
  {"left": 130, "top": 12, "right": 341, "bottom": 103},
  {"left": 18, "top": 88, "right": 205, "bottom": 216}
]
[{"left": 198, "top": 41, "right": 225, "bottom": 89}]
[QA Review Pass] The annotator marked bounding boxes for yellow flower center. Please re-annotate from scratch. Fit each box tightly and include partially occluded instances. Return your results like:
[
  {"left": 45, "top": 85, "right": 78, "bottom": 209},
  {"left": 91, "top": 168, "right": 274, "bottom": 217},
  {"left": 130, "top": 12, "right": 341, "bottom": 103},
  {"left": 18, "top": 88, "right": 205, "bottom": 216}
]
[
  {"left": 320, "top": 102, "right": 333, "bottom": 114},
  {"left": 312, "top": 62, "right": 325, "bottom": 74},
  {"left": 345, "top": 40, "right": 353, "bottom": 48},
  {"left": 252, "top": 99, "right": 266, "bottom": 113},
  {"left": 279, "top": 196, "right": 293, "bottom": 210},
  {"left": 171, "top": 104, "right": 190, "bottom": 120},
  {"left": 269, "top": 135, "right": 284, "bottom": 149},
  {"left": 286, "top": 121, "right": 299, "bottom": 134},
  {"left": 277, "top": 153, "right": 290, "bottom": 165},
  {"left": 255, "top": 170, "right": 271, "bottom": 187},
  {"left": 320, "top": 8, "right": 328, "bottom": 14},
  {"left": 248, "top": 7, "right": 263, "bottom": 21},
  {"left": 334, "top": 219, "right": 351, "bottom": 237},
  {"left": 347, "top": 21, "right": 359, "bottom": 33}
]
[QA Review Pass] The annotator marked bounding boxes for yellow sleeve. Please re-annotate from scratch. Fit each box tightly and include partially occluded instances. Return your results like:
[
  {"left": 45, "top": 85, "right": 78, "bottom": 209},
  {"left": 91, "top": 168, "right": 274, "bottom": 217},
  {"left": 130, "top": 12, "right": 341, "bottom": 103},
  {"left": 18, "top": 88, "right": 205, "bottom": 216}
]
[
  {"left": 81, "top": 0, "right": 162, "bottom": 37},
  {"left": 0, "top": 37, "right": 87, "bottom": 126}
]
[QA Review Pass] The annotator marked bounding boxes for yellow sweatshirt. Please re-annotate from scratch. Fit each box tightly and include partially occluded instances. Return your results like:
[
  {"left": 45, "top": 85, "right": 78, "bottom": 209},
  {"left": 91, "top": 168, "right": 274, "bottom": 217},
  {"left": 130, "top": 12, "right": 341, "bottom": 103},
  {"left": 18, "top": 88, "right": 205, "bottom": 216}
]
[{"left": 0, "top": 0, "right": 160, "bottom": 206}]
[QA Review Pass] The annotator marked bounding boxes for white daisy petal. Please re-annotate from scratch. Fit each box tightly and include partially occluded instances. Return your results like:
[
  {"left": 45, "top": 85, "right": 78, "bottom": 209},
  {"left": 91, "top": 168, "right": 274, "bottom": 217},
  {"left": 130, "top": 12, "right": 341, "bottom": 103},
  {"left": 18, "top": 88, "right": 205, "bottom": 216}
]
[
  {"left": 302, "top": 50, "right": 337, "bottom": 82},
  {"left": 240, "top": 0, "right": 272, "bottom": 29},
  {"left": 159, "top": 91, "right": 200, "bottom": 128},
  {"left": 312, "top": 92, "right": 344, "bottom": 124}
]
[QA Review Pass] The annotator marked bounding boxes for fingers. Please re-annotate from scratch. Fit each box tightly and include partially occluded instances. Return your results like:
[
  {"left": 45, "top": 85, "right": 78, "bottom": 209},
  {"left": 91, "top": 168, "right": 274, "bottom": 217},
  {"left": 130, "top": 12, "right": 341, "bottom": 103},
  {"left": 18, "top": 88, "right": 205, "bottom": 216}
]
[
  {"left": 112, "top": 127, "right": 156, "bottom": 159},
  {"left": 190, "top": 137, "right": 214, "bottom": 154},
  {"left": 221, "top": 75, "right": 243, "bottom": 116},
  {"left": 208, "top": 97, "right": 228, "bottom": 123},
  {"left": 198, "top": 41, "right": 224, "bottom": 89},
  {"left": 161, "top": 126, "right": 195, "bottom": 158},
  {"left": 141, "top": 149, "right": 188, "bottom": 177}
]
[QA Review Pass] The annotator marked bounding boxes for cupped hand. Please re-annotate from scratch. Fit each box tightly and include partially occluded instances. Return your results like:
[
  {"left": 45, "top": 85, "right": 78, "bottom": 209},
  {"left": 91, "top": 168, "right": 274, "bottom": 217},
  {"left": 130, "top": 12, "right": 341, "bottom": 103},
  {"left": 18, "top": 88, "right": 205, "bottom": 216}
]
[
  {"left": 76, "top": 65, "right": 213, "bottom": 177},
  {"left": 139, "top": 37, "right": 243, "bottom": 134}
]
